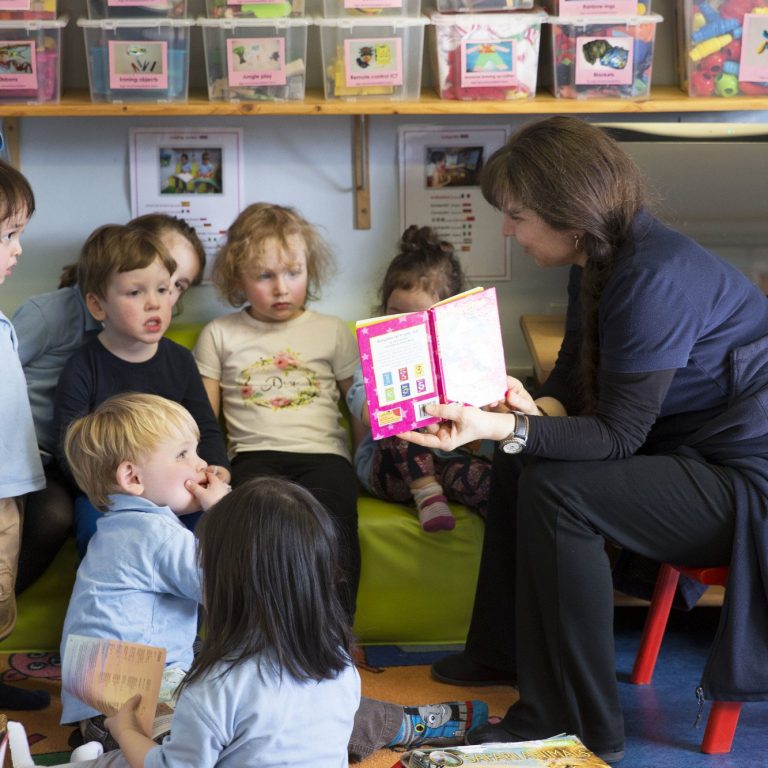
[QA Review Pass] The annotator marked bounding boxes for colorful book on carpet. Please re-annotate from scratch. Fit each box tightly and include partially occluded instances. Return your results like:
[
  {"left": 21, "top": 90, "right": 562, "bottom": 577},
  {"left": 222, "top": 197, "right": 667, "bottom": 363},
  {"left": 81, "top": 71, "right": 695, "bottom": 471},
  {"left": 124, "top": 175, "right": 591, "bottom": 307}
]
[
  {"left": 356, "top": 287, "right": 508, "bottom": 440},
  {"left": 396, "top": 735, "right": 611, "bottom": 767},
  {"left": 62, "top": 635, "right": 166, "bottom": 738}
]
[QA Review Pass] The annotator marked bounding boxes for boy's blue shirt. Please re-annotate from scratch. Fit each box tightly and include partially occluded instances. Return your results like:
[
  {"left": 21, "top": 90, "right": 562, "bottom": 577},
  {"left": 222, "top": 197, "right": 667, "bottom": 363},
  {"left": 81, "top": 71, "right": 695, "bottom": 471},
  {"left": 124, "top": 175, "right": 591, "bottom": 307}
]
[{"left": 60, "top": 493, "right": 202, "bottom": 725}]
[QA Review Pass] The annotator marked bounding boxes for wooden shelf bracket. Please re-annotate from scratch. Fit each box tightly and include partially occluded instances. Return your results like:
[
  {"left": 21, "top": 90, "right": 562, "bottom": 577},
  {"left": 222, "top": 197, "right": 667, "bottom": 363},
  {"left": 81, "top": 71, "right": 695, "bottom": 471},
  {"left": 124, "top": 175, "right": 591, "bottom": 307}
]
[{"left": 353, "top": 115, "right": 371, "bottom": 230}]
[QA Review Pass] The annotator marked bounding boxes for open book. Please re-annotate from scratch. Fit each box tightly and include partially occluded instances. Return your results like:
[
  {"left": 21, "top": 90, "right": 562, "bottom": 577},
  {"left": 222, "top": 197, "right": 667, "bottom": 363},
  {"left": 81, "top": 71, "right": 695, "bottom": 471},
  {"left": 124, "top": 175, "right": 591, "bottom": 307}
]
[
  {"left": 397, "top": 735, "right": 611, "bottom": 767},
  {"left": 62, "top": 635, "right": 167, "bottom": 739},
  {"left": 356, "top": 287, "right": 507, "bottom": 440}
]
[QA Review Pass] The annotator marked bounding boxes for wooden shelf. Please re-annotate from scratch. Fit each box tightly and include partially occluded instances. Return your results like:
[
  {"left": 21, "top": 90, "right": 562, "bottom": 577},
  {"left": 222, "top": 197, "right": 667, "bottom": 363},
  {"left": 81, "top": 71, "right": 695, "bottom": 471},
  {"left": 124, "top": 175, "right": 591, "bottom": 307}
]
[{"left": 0, "top": 86, "right": 766, "bottom": 117}]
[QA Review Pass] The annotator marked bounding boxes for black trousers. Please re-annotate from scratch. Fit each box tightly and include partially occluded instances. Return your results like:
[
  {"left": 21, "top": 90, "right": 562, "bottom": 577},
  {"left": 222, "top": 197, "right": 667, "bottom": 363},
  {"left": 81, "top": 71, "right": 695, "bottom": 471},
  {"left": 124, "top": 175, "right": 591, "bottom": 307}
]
[
  {"left": 231, "top": 450, "right": 361, "bottom": 619},
  {"left": 464, "top": 449, "right": 735, "bottom": 754}
]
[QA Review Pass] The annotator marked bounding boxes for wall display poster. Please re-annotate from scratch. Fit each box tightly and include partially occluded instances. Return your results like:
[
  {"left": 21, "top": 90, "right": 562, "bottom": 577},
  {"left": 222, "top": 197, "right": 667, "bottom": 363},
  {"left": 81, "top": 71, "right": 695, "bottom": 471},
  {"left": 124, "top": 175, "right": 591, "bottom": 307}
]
[
  {"left": 129, "top": 127, "right": 244, "bottom": 281},
  {"left": 398, "top": 125, "right": 510, "bottom": 281}
]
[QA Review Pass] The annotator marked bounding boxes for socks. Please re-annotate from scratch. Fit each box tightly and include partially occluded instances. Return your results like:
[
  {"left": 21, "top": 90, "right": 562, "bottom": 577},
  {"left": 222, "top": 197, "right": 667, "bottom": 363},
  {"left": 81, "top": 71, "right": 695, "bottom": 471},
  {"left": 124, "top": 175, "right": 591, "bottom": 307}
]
[
  {"left": 412, "top": 483, "right": 455, "bottom": 532},
  {"left": 387, "top": 700, "right": 489, "bottom": 749},
  {"left": 0, "top": 682, "right": 49, "bottom": 710}
]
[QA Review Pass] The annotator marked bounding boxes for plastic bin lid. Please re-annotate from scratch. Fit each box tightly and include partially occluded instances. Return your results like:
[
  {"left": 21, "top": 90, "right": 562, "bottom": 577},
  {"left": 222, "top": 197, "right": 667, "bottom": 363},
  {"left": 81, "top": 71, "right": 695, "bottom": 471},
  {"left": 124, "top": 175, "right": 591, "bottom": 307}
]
[
  {"left": 314, "top": 15, "right": 429, "bottom": 28},
  {"left": 548, "top": 12, "right": 663, "bottom": 23},
  {"left": 429, "top": 9, "right": 548, "bottom": 25},
  {"left": 77, "top": 17, "right": 196, "bottom": 28},
  {"left": 0, "top": 15, "right": 68, "bottom": 30},
  {"left": 197, "top": 16, "right": 310, "bottom": 28}
]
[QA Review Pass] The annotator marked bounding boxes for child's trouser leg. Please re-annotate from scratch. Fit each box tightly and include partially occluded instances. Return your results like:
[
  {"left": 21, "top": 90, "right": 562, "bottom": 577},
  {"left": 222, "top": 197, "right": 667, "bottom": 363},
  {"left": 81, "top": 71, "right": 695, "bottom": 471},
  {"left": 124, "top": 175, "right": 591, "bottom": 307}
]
[
  {"left": 0, "top": 496, "right": 22, "bottom": 640},
  {"left": 348, "top": 696, "right": 402, "bottom": 762},
  {"left": 436, "top": 455, "right": 492, "bottom": 518}
]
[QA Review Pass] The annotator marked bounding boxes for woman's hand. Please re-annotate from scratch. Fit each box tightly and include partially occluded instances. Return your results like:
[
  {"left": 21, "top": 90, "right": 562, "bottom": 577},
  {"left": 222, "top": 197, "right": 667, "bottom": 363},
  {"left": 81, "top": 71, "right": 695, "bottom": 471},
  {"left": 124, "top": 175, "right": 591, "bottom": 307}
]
[
  {"left": 502, "top": 377, "right": 540, "bottom": 415},
  {"left": 398, "top": 402, "right": 516, "bottom": 451},
  {"left": 186, "top": 468, "right": 231, "bottom": 511}
]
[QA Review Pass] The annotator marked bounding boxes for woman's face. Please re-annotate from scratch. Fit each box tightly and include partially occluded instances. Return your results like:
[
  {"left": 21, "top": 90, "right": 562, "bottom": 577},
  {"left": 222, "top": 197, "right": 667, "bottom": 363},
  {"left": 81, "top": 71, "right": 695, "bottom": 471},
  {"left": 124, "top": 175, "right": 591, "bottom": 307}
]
[{"left": 502, "top": 204, "right": 586, "bottom": 269}]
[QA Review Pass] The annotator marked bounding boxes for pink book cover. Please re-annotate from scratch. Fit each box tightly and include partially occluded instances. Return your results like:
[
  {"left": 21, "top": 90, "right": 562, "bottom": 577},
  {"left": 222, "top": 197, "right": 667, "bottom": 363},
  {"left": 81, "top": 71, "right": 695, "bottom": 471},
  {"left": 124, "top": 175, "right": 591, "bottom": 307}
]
[{"left": 356, "top": 287, "right": 507, "bottom": 440}]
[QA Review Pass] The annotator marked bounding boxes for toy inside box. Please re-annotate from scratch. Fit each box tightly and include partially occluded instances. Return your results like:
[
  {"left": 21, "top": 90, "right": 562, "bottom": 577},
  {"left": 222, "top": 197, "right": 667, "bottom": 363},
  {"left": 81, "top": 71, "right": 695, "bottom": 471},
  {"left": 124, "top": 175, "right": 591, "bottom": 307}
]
[
  {"left": 0, "top": 0, "right": 56, "bottom": 20},
  {"left": 0, "top": 16, "right": 65, "bottom": 102},
  {"left": 322, "top": 0, "right": 421, "bottom": 18},
  {"left": 316, "top": 16, "right": 427, "bottom": 100},
  {"left": 78, "top": 17, "right": 193, "bottom": 101},
  {"left": 86, "top": 0, "right": 187, "bottom": 20},
  {"left": 680, "top": 0, "right": 768, "bottom": 97},
  {"left": 205, "top": 0, "right": 304, "bottom": 19},
  {"left": 199, "top": 16, "right": 308, "bottom": 100},
  {"left": 430, "top": 10, "right": 546, "bottom": 100},
  {"left": 549, "top": 13, "right": 662, "bottom": 98}
]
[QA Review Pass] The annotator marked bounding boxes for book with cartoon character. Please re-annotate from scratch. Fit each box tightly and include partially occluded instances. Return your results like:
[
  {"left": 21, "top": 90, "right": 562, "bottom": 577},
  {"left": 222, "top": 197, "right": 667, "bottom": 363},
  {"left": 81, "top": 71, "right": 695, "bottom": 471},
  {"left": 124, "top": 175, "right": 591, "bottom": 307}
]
[
  {"left": 356, "top": 287, "right": 507, "bottom": 440},
  {"left": 397, "top": 735, "right": 611, "bottom": 768}
]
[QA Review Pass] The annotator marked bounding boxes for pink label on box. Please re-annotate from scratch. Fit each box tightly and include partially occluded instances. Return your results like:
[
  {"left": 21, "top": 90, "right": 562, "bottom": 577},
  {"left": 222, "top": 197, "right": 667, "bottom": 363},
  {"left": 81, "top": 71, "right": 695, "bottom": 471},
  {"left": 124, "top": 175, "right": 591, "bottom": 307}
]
[
  {"left": 227, "top": 37, "right": 286, "bottom": 86},
  {"left": 108, "top": 0, "right": 167, "bottom": 6},
  {"left": 108, "top": 40, "right": 169, "bottom": 90},
  {"left": 739, "top": 14, "right": 768, "bottom": 83},
  {"left": 228, "top": 0, "right": 277, "bottom": 5},
  {"left": 460, "top": 38, "right": 517, "bottom": 87},
  {"left": 0, "top": 0, "right": 31, "bottom": 9},
  {"left": 574, "top": 34, "right": 633, "bottom": 84},
  {"left": 344, "top": 37, "right": 403, "bottom": 87},
  {"left": 345, "top": 0, "right": 401, "bottom": 7},
  {"left": 0, "top": 40, "right": 38, "bottom": 90},
  {"left": 559, "top": 0, "right": 638, "bottom": 15}
]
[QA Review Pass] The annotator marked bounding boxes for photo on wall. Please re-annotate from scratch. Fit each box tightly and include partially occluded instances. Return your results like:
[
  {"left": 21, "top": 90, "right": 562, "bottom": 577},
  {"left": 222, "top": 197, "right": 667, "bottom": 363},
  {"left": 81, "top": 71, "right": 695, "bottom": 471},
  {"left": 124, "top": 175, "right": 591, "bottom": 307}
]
[{"left": 160, "top": 147, "right": 223, "bottom": 195}]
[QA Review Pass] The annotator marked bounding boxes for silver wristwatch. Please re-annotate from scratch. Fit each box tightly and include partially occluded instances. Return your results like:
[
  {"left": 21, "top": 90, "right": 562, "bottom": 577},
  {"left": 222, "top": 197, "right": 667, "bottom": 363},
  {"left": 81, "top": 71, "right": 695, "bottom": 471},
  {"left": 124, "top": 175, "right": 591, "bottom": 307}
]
[{"left": 499, "top": 413, "right": 529, "bottom": 455}]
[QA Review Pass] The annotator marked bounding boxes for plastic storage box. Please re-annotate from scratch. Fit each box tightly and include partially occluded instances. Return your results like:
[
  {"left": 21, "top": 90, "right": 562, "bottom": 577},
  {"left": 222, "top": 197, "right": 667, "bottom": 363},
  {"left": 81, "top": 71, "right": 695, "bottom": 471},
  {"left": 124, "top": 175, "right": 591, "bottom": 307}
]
[
  {"left": 205, "top": 0, "right": 303, "bottom": 19},
  {"left": 79, "top": 17, "right": 193, "bottom": 102},
  {"left": 317, "top": 16, "right": 427, "bottom": 100},
  {"left": 549, "top": 13, "right": 662, "bottom": 98},
  {"left": 199, "top": 17, "right": 309, "bottom": 100},
  {"left": 0, "top": 0, "right": 56, "bottom": 20},
  {"left": 86, "top": 0, "right": 187, "bottom": 20},
  {"left": 430, "top": 10, "right": 546, "bottom": 100},
  {"left": 321, "top": 0, "right": 421, "bottom": 18},
  {"left": 680, "top": 0, "right": 768, "bottom": 97},
  {"left": 436, "top": 0, "right": 533, "bottom": 11},
  {"left": 0, "top": 16, "right": 65, "bottom": 102}
]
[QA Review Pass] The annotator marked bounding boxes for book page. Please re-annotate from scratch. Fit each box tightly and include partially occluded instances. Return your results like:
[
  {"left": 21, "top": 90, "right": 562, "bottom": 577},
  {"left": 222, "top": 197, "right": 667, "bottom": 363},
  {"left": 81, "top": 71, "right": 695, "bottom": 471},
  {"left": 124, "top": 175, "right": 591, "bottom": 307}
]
[
  {"left": 431, "top": 287, "right": 507, "bottom": 409},
  {"left": 62, "top": 635, "right": 166, "bottom": 738}
]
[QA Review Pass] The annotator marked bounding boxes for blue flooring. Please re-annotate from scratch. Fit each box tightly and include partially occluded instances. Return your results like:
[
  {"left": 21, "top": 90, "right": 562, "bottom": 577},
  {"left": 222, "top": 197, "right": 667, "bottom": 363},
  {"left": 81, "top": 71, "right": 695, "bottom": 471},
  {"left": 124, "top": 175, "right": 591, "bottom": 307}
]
[{"left": 365, "top": 608, "right": 768, "bottom": 767}]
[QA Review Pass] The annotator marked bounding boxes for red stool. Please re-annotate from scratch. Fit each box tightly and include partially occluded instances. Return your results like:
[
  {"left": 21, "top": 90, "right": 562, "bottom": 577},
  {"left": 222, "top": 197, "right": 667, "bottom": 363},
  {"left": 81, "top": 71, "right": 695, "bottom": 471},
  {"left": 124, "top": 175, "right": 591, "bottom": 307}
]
[{"left": 630, "top": 563, "right": 740, "bottom": 754}]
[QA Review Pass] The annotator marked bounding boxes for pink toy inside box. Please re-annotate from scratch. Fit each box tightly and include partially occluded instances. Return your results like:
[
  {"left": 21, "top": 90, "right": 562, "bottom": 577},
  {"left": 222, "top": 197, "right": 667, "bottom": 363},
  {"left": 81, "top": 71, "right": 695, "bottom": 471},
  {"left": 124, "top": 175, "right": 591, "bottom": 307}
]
[{"left": 679, "top": 0, "right": 768, "bottom": 97}]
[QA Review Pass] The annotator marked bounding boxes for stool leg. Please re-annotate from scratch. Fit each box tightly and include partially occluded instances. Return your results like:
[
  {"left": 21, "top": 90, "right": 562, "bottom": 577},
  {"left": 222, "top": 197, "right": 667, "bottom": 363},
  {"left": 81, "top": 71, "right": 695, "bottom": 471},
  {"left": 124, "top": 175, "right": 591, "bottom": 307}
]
[
  {"left": 631, "top": 564, "right": 681, "bottom": 685},
  {"left": 702, "top": 701, "right": 741, "bottom": 754}
]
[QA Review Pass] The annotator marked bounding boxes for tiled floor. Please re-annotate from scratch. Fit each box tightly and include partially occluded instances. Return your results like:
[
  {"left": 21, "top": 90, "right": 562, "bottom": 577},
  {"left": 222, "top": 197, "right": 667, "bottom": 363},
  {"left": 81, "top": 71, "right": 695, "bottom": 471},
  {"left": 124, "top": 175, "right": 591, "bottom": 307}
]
[{"left": 365, "top": 607, "right": 767, "bottom": 767}]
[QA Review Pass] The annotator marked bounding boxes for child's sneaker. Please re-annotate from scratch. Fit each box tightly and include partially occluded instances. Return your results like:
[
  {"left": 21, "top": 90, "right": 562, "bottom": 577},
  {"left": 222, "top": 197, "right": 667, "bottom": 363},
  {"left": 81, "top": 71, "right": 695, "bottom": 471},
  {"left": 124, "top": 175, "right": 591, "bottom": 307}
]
[{"left": 388, "top": 700, "right": 489, "bottom": 749}]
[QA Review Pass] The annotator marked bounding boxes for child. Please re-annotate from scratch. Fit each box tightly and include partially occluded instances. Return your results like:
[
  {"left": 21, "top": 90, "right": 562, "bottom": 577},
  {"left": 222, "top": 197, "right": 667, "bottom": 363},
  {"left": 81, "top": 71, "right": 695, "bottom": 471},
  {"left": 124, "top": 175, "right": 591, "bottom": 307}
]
[
  {"left": 0, "top": 158, "right": 49, "bottom": 710},
  {"left": 52, "top": 224, "right": 227, "bottom": 556},
  {"left": 12, "top": 214, "right": 205, "bottom": 588},
  {"left": 347, "top": 226, "right": 492, "bottom": 532},
  {"left": 193, "top": 203, "right": 362, "bottom": 618},
  {"left": 60, "top": 393, "right": 487, "bottom": 763}
]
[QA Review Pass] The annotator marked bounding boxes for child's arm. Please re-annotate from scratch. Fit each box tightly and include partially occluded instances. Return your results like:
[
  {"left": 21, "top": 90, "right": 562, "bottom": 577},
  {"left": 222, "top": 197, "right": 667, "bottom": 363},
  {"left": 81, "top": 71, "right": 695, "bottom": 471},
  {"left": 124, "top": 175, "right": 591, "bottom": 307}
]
[
  {"left": 105, "top": 694, "right": 157, "bottom": 768},
  {"left": 53, "top": 348, "right": 96, "bottom": 474},
  {"left": 339, "top": 376, "right": 367, "bottom": 452},
  {"left": 201, "top": 376, "right": 221, "bottom": 417}
]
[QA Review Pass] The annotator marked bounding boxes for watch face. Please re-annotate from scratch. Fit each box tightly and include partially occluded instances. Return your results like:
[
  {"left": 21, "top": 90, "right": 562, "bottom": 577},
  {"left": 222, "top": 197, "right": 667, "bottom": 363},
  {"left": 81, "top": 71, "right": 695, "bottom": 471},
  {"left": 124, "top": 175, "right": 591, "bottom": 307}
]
[{"left": 500, "top": 439, "right": 523, "bottom": 455}]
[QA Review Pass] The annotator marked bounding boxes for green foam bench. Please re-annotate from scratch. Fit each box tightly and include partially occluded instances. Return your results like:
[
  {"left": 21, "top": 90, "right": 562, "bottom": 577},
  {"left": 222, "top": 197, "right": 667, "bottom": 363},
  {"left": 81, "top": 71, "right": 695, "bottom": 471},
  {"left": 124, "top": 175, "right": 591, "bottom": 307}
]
[{"left": 0, "top": 322, "right": 484, "bottom": 652}]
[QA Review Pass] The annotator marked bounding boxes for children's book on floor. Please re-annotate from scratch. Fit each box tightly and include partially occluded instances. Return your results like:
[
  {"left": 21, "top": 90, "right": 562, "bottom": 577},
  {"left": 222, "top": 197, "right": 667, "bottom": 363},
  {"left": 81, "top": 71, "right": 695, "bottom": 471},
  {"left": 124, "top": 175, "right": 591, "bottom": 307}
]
[
  {"left": 397, "top": 735, "right": 611, "bottom": 768},
  {"left": 61, "top": 635, "right": 166, "bottom": 738},
  {"left": 356, "top": 287, "right": 508, "bottom": 440}
]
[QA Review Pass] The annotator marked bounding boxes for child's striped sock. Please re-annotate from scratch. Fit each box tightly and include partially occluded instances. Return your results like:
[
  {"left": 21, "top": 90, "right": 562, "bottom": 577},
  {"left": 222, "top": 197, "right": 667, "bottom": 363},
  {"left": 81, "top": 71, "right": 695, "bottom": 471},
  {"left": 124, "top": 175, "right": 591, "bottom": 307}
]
[{"left": 412, "top": 482, "right": 455, "bottom": 532}]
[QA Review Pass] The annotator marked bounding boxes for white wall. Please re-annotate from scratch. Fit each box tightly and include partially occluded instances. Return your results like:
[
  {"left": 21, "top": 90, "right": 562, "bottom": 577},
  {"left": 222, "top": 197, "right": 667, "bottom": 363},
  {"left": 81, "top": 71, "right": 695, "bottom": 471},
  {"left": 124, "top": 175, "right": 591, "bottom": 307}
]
[{"left": 2, "top": 0, "right": 768, "bottom": 375}]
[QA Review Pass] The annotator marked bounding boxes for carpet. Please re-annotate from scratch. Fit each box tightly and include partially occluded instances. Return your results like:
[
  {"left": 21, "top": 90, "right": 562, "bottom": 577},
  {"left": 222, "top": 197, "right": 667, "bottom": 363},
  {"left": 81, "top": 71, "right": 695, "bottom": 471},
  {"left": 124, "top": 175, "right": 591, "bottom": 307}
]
[{"left": 0, "top": 649, "right": 516, "bottom": 767}]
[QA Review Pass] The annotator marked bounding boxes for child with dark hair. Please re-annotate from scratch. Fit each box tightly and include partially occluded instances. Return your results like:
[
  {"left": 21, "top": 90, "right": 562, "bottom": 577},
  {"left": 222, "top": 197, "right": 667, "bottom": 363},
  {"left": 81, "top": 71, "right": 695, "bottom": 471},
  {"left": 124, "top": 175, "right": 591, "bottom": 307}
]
[{"left": 347, "top": 226, "right": 492, "bottom": 532}]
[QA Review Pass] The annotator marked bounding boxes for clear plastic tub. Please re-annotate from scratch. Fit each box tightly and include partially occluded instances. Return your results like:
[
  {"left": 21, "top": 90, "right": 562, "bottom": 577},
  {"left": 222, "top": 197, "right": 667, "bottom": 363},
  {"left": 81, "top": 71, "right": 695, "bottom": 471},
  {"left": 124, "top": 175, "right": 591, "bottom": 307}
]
[
  {"left": 436, "top": 0, "right": 533, "bottom": 12},
  {"left": 549, "top": 13, "right": 662, "bottom": 99},
  {"left": 0, "top": 0, "right": 56, "bottom": 21},
  {"left": 679, "top": 0, "right": 768, "bottom": 97},
  {"left": 85, "top": 0, "right": 187, "bottom": 20},
  {"left": 430, "top": 10, "right": 546, "bottom": 100},
  {"left": 199, "top": 16, "right": 309, "bottom": 101},
  {"left": 205, "top": 0, "right": 303, "bottom": 20},
  {"left": 316, "top": 16, "right": 427, "bottom": 100},
  {"left": 0, "top": 16, "right": 65, "bottom": 102},
  {"left": 78, "top": 17, "right": 193, "bottom": 102},
  {"left": 321, "top": 0, "right": 421, "bottom": 18}
]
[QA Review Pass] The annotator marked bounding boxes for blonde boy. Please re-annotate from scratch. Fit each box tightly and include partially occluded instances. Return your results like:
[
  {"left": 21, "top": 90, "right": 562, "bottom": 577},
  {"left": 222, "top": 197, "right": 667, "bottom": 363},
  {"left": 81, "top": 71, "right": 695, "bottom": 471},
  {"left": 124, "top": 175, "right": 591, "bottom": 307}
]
[{"left": 60, "top": 393, "right": 228, "bottom": 742}]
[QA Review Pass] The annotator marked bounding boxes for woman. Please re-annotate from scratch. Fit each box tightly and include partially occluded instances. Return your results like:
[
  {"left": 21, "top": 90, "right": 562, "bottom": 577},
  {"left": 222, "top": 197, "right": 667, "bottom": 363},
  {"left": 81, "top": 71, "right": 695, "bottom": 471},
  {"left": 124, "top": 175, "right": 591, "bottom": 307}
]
[{"left": 402, "top": 116, "right": 768, "bottom": 763}]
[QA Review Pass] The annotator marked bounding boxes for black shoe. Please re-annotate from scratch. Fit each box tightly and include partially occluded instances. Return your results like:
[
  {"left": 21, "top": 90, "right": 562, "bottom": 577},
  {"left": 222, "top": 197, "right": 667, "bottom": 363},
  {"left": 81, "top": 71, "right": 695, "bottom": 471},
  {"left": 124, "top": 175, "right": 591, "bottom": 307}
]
[
  {"left": 466, "top": 722, "right": 624, "bottom": 764},
  {"left": 431, "top": 653, "right": 517, "bottom": 687}
]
